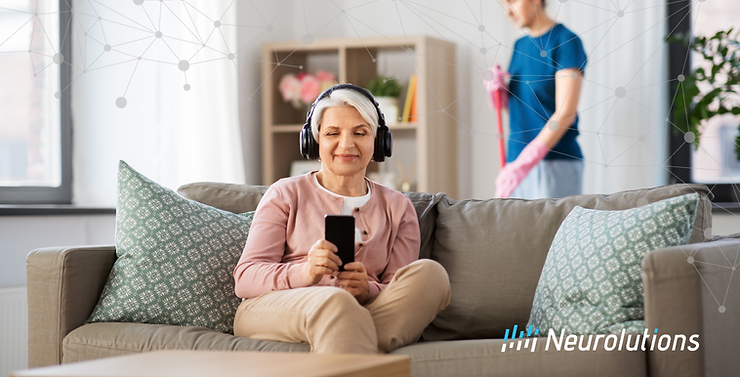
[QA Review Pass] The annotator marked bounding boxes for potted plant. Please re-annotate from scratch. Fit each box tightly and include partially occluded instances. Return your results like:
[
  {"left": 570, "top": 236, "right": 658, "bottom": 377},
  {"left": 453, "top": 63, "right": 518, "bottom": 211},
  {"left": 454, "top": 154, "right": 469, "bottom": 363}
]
[
  {"left": 668, "top": 29, "right": 740, "bottom": 158},
  {"left": 367, "top": 75, "right": 402, "bottom": 124}
]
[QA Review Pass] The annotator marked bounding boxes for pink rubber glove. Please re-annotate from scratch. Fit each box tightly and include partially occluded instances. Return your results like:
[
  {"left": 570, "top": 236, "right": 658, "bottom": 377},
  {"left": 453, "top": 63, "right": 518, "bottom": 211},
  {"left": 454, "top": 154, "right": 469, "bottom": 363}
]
[
  {"left": 495, "top": 139, "right": 549, "bottom": 198},
  {"left": 484, "top": 64, "right": 509, "bottom": 111}
]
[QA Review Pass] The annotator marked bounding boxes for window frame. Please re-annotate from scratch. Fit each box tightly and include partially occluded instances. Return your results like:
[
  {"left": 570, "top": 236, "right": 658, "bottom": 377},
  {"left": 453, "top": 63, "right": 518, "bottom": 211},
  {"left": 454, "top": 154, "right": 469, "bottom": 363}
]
[
  {"left": 0, "top": 0, "right": 72, "bottom": 205},
  {"left": 667, "top": 0, "right": 739, "bottom": 205}
]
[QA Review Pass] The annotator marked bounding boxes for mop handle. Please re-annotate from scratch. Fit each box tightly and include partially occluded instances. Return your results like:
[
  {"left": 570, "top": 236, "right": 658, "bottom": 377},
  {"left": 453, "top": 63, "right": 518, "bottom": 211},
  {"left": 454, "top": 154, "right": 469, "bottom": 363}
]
[{"left": 495, "top": 91, "right": 506, "bottom": 169}]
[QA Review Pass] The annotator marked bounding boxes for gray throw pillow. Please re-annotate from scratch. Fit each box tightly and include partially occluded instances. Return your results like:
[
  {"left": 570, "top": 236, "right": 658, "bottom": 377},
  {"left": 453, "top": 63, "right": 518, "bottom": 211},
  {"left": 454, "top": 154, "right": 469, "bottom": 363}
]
[
  {"left": 527, "top": 193, "right": 699, "bottom": 335},
  {"left": 86, "top": 161, "right": 253, "bottom": 333}
]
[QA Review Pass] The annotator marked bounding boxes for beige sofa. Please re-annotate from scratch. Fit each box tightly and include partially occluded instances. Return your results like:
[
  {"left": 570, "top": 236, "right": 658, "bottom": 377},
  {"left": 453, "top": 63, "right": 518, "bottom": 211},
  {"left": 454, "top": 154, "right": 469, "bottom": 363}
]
[{"left": 27, "top": 182, "right": 738, "bottom": 377}]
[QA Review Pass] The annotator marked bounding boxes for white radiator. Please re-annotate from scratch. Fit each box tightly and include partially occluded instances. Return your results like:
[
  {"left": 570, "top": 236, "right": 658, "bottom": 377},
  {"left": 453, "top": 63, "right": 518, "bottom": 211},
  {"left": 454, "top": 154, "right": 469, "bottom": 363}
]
[{"left": 0, "top": 286, "right": 27, "bottom": 377}]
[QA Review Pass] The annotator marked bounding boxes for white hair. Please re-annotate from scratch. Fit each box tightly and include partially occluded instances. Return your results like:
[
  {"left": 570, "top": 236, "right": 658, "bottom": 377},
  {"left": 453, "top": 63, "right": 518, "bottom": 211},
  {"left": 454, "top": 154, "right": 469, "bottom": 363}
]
[{"left": 310, "top": 88, "right": 379, "bottom": 141}]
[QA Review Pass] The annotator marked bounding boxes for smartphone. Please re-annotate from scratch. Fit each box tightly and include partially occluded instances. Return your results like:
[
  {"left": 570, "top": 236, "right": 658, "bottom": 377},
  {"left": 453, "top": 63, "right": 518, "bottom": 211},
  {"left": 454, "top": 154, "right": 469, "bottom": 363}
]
[{"left": 324, "top": 215, "right": 355, "bottom": 271}]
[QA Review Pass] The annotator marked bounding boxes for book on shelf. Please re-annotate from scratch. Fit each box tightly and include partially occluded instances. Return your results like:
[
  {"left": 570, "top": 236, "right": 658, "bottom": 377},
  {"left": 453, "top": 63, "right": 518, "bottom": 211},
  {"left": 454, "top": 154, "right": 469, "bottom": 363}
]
[{"left": 401, "top": 74, "right": 417, "bottom": 123}]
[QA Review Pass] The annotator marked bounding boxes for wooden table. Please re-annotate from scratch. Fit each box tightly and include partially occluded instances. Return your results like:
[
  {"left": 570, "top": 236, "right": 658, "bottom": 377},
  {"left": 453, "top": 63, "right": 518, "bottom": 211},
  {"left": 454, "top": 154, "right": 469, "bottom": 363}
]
[{"left": 11, "top": 350, "right": 411, "bottom": 377}]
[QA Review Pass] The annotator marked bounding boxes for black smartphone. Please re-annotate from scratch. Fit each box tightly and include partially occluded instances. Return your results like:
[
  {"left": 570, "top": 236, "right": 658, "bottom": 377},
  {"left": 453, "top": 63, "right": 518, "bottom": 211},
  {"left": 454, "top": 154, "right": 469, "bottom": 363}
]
[{"left": 325, "top": 215, "right": 355, "bottom": 271}]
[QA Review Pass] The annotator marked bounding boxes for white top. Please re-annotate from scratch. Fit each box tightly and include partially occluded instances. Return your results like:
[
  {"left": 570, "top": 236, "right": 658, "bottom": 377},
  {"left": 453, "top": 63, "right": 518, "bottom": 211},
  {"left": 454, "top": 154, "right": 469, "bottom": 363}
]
[{"left": 312, "top": 172, "right": 371, "bottom": 243}]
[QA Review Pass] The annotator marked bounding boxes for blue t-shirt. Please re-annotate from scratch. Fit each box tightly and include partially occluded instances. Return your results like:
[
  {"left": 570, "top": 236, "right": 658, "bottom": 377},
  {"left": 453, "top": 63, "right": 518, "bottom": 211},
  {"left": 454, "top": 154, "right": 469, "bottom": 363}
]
[{"left": 507, "top": 23, "right": 587, "bottom": 162}]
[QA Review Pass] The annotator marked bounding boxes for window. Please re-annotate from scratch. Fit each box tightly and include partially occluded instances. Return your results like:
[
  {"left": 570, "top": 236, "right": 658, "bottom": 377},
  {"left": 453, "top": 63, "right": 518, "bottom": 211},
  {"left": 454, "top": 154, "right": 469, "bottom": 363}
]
[
  {"left": 668, "top": 0, "right": 740, "bottom": 204},
  {"left": 0, "top": 0, "right": 71, "bottom": 204}
]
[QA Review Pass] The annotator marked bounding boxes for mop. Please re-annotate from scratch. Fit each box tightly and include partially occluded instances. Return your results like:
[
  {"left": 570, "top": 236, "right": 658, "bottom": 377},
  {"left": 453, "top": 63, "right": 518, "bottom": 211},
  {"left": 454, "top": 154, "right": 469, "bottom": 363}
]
[{"left": 484, "top": 64, "right": 510, "bottom": 168}]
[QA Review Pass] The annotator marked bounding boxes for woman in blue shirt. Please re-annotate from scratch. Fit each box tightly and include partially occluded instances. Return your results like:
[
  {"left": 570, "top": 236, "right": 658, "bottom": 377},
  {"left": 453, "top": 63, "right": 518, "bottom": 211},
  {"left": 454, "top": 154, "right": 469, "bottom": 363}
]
[{"left": 495, "top": 0, "right": 587, "bottom": 199}]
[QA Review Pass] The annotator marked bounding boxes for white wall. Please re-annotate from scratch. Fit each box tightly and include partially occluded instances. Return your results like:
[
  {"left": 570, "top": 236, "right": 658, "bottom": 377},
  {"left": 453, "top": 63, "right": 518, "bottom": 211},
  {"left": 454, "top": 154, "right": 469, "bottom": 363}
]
[{"left": 0, "top": 215, "right": 115, "bottom": 287}]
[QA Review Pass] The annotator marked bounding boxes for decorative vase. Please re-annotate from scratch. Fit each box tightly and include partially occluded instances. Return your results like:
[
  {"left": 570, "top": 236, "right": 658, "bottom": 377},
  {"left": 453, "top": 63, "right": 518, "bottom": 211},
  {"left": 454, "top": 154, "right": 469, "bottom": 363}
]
[{"left": 375, "top": 96, "right": 399, "bottom": 125}]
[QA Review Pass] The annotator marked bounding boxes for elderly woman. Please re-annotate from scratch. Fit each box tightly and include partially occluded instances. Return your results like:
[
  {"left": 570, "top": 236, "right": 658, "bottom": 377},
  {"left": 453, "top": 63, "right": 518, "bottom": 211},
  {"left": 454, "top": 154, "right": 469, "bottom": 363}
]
[{"left": 233, "top": 84, "right": 451, "bottom": 354}]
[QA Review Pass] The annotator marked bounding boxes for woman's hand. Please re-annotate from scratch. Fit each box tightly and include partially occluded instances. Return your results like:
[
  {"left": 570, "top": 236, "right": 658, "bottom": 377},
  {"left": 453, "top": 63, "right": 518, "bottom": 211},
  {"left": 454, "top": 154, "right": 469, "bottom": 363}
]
[
  {"left": 337, "top": 262, "right": 370, "bottom": 304},
  {"left": 305, "top": 240, "right": 342, "bottom": 285}
]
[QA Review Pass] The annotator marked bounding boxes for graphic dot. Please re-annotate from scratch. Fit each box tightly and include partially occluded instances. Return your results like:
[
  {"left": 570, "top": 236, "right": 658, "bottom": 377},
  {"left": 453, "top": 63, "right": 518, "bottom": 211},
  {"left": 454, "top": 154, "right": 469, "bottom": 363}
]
[
  {"left": 266, "top": 24, "right": 273, "bottom": 31},
  {"left": 134, "top": 0, "right": 144, "bottom": 5},
  {"left": 214, "top": 20, "right": 221, "bottom": 28},
  {"left": 548, "top": 120, "right": 560, "bottom": 131},
  {"left": 298, "top": 65, "right": 303, "bottom": 69},
  {"left": 155, "top": 31, "right": 162, "bottom": 38},
  {"left": 617, "top": 10, "right": 625, "bottom": 18},
  {"left": 687, "top": 256, "right": 695, "bottom": 264},
  {"left": 53, "top": 53, "right": 64, "bottom": 64},
  {"left": 525, "top": 81, "right": 530, "bottom": 84},
  {"left": 637, "top": 197, "right": 649, "bottom": 206},
  {"left": 228, "top": 53, "right": 235, "bottom": 60},
  {"left": 184, "top": 84, "right": 191, "bottom": 91},
  {"left": 441, "top": 108, "right": 446, "bottom": 113},
  {"left": 27, "top": 49, "right": 31, "bottom": 53},
  {"left": 116, "top": 97, "right": 127, "bottom": 108},
  {"left": 303, "top": 34, "right": 314, "bottom": 45},
  {"left": 615, "top": 87, "right": 627, "bottom": 98},
  {"left": 178, "top": 60, "right": 190, "bottom": 71},
  {"left": 495, "top": 133, "right": 503, "bottom": 140},
  {"left": 571, "top": 72, "right": 579, "bottom": 79},
  {"left": 483, "top": 69, "right": 495, "bottom": 81},
  {"left": 540, "top": 50, "right": 547, "bottom": 57},
  {"left": 478, "top": 24, "right": 485, "bottom": 32},
  {"left": 677, "top": 74, "right": 685, "bottom": 82},
  {"left": 398, "top": 117, "right": 403, "bottom": 122},
  {"left": 137, "top": 56, "right": 142, "bottom": 60},
  {"left": 276, "top": 62, "right": 281, "bottom": 66},
  {"left": 104, "top": 44, "right": 111, "bottom": 52},
  {"left": 719, "top": 306, "right": 725, "bottom": 313},
  {"left": 684, "top": 131, "right": 695, "bottom": 143},
  {"left": 371, "top": 59, "right": 376, "bottom": 63},
  {"left": 406, "top": 48, "right": 414, "bottom": 55},
  {"left": 54, "top": 91, "right": 61, "bottom": 99},
  {"left": 703, "top": 228, "right": 712, "bottom": 239},
  {"left": 480, "top": 47, "right": 487, "bottom": 55},
  {"left": 201, "top": 43, "right": 206, "bottom": 47}
]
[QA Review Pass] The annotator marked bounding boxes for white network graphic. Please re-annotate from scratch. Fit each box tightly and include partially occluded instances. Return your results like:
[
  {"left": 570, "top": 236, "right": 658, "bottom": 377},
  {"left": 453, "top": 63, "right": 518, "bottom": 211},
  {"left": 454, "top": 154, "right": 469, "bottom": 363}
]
[{"left": 0, "top": 0, "right": 737, "bottom": 314}]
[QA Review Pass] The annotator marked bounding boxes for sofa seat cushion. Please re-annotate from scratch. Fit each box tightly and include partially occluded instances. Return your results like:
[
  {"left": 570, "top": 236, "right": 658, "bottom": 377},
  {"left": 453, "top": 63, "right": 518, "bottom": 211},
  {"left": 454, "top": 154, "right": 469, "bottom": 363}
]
[
  {"left": 424, "top": 184, "right": 712, "bottom": 342},
  {"left": 63, "top": 323, "right": 310, "bottom": 364},
  {"left": 391, "top": 339, "right": 647, "bottom": 377}
]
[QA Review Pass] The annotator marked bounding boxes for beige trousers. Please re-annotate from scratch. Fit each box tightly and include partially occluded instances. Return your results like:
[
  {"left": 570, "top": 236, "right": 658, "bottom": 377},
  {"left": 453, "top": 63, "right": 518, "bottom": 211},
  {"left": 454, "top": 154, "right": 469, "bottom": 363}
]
[{"left": 233, "top": 259, "right": 451, "bottom": 354}]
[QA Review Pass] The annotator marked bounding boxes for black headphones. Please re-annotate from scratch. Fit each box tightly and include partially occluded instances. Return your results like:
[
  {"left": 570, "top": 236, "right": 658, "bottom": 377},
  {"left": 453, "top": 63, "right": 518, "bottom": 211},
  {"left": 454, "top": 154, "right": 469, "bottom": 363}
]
[{"left": 300, "top": 83, "right": 392, "bottom": 162}]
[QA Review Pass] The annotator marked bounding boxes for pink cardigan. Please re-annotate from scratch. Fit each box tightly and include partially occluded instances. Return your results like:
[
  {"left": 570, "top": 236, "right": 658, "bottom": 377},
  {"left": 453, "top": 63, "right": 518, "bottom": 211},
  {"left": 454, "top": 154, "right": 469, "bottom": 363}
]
[{"left": 233, "top": 173, "right": 420, "bottom": 299}]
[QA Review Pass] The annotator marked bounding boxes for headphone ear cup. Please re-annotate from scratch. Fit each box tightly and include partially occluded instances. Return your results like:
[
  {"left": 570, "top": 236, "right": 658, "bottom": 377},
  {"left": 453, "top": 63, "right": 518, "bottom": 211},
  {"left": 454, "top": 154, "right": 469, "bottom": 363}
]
[
  {"left": 373, "top": 126, "right": 392, "bottom": 162},
  {"left": 300, "top": 124, "right": 319, "bottom": 160}
]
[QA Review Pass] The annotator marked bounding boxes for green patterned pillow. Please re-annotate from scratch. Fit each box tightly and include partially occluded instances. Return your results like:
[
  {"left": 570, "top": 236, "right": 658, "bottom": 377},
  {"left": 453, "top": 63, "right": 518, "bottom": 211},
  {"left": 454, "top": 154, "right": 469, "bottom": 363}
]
[
  {"left": 527, "top": 193, "right": 699, "bottom": 335},
  {"left": 86, "top": 161, "right": 254, "bottom": 333}
]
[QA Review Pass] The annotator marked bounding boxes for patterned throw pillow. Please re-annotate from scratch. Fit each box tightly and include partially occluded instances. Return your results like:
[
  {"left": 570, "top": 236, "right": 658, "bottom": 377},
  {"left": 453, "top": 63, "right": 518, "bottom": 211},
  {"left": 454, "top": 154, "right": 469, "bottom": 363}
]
[
  {"left": 527, "top": 193, "right": 699, "bottom": 335},
  {"left": 86, "top": 161, "right": 254, "bottom": 333}
]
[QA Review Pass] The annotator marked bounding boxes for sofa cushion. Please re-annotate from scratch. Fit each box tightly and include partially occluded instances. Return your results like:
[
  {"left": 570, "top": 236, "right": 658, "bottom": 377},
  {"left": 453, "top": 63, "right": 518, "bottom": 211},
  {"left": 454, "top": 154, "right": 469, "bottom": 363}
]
[
  {"left": 86, "top": 161, "right": 254, "bottom": 334},
  {"left": 423, "top": 184, "right": 712, "bottom": 341},
  {"left": 391, "top": 338, "right": 648, "bottom": 377},
  {"left": 177, "top": 182, "right": 268, "bottom": 214},
  {"left": 177, "top": 181, "right": 444, "bottom": 259},
  {"left": 63, "top": 323, "right": 309, "bottom": 364},
  {"left": 527, "top": 194, "right": 698, "bottom": 335}
]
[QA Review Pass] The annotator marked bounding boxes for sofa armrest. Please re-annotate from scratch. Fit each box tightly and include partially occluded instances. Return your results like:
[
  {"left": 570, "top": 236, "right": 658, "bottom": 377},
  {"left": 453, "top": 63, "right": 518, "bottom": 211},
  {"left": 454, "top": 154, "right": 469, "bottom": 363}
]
[
  {"left": 26, "top": 245, "right": 117, "bottom": 368},
  {"left": 642, "top": 238, "right": 740, "bottom": 377}
]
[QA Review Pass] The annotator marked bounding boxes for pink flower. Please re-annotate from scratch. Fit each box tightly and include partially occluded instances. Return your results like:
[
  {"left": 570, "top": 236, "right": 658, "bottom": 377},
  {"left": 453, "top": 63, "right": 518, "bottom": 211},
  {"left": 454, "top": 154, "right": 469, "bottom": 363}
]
[
  {"left": 279, "top": 74, "right": 301, "bottom": 103},
  {"left": 315, "top": 70, "right": 335, "bottom": 82},
  {"left": 300, "top": 74, "right": 321, "bottom": 104}
]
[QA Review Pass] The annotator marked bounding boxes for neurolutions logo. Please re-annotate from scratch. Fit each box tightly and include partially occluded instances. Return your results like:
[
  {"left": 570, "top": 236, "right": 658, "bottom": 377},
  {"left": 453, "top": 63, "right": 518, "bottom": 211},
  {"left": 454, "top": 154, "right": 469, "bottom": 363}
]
[{"left": 501, "top": 325, "right": 700, "bottom": 353}]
